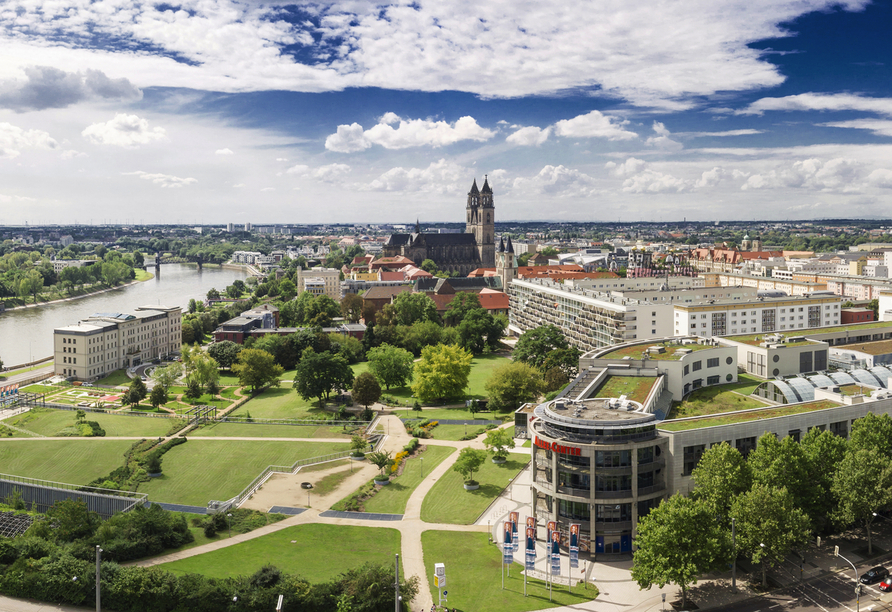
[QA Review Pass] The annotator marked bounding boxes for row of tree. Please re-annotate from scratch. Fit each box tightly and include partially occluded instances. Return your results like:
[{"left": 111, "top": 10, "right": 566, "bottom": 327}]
[{"left": 632, "top": 413, "right": 892, "bottom": 605}]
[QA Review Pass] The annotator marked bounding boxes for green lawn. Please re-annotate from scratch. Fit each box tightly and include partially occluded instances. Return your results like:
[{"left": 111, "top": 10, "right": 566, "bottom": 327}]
[
  {"left": 667, "top": 379, "right": 770, "bottom": 420},
  {"left": 19, "top": 384, "right": 59, "bottom": 395},
  {"left": 659, "top": 400, "right": 842, "bottom": 431},
  {"left": 232, "top": 387, "right": 332, "bottom": 420},
  {"left": 189, "top": 422, "right": 358, "bottom": 439},
  {"left": 421, "top": 456, "right": 529, "bottom": 524},
  {"left": 138, "top": 439, "right": 351, "bottom": 505},
  {"left": 426, "top": 423, "right": 488, "bottom": 441},
  {"left": 158, "top": 524, "right": 401, "bottom": 583},
  {"left": 0, "top": 439, "right": 136, "bottom": 484},
  {"left": 592, "top": 376, "right": 655, "bottom": 403},
  {"left": 2, "top": 409, "right": 174, "bottom": 438},
  {"left": 422, "top": 531, "right": 598, "bottom": 612},
  {"left": 363, "top": 445, "right": 456, "bottom": 514},
  {"left": 96, "top": 370, "right": 132, "bottom": 387},
  {"left": 402, "top": 407, "right": 507, "bottom": 421}
]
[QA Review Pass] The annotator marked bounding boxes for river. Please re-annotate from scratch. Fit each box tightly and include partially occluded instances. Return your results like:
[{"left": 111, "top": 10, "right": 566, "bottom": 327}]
[{"left": 2, "top": 264, "right": 248, "bottom": 366}]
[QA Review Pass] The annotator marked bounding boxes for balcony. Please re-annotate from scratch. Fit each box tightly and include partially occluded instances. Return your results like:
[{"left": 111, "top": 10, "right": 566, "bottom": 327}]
[
  {"left": 557, "top": 485, "right": 591, "bottom": 497},
  {"left": 593, "top": 489, "right": 634, "bottom": 500},
  {"left": 637, "top": 484, "right": 667, "bottom": 497},
  {"left": 593, "top": 464, "right": 633, "bottom": 473}
]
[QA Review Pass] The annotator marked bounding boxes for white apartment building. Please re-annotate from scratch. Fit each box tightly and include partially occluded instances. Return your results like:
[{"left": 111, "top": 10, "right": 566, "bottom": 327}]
[
  {"left": 54, "top": 306, "right": 182, "bottom": 381},
  {"left": 296, "top": 267, "right": 341, "bottom": 300},
  {"left": 51, "top": 259, "right": 93, "bottom": 274},
  {"left": 673, "top": 295, "right": 841, "bottom": 338}
]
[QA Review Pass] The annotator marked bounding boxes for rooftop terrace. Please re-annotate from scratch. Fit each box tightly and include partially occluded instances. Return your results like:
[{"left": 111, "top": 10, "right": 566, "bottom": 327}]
[
  {"left": 725, "top": 321, "right": 892, "bottom": 346},
  {"left": 600, "top": 341, "right": 717, "bottom": 361},
  {"left": 657, "top": 400, "right": 842, "bottom": 431}
]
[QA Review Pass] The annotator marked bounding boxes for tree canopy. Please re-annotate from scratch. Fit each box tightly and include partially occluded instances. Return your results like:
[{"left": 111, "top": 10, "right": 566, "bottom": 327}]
[
  {"left": 293, "top": 348, "right": 354, "bottom": 406},
  {"left": 232, "top": 348, "right": 284, "bottom": 393},
  {"left": 411, "top": 343, "right": 472, "bottom": 403},
  {"left": 351, "top": 372, "right": 382, "bottom": 409},
  {"left": 366, "top": 344, "right": 414, "bottom": 390},
  {"left": 484, "top": 360, "right": 545, "bottom": 411}
]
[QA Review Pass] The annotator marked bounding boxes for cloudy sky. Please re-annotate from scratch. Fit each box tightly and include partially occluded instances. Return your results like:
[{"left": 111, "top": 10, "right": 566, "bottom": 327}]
[{"left": 0, "top": 0, "right": 890, "bottom": 225}]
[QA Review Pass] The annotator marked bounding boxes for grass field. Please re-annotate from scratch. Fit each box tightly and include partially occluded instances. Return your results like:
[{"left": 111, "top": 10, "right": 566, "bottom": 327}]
[
  {"left": 592, "top": 376, "right": 655, "bottom": 404},
  {"left": 189, "top": 422, "right": 358, "bottom": 439},
  {"left": 0, "top": 439, "right": 137, "bottom": 484},
  {"left": 158, "top": 524, "right": 401, "bottom": 583},
  {"left": 659, "top": 400, "right": 842, "bottom": 431},
  {"left": 422, "top": 531, "right": 597, "bottom": 612},
  {"left": 2, "top": 408, "right": 174, "bottom": 438},
  {"left": 363, "top": 445, "right": 456, "bottom": 514},
  {"left": 421, "top": 456, "right": 529, "bottom": 524},
  {"left": 402, "top": 407, "right": 507, "bottom": 421},
  {"left": 96, "top": 370, "right": 132, "bottom": 387},
  {"left": 667, "top": 382, "right": 770, "bottom": 419},
  {"left": 232, "top": 387, "right": 331, "bottom": 420},
  {"left": 138, "top": 439, "right": 351, "bottom": 505},
  {"left": 19, "top": 384, "right": 59, "bottom": 395}
]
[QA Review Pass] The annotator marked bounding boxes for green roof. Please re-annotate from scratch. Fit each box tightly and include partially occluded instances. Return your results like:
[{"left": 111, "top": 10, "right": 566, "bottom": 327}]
[
  {"left": 600, "top": 342, "right": 716, "bottom": 361},
  {"left": 657, "top": 400, "right": 842, "bottom": 432},
  {"left": 725, "top": 321, "right": 892, "bottom": 346}
]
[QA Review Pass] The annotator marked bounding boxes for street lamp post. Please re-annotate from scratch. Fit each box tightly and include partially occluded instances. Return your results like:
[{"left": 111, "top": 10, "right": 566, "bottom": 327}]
[
  {"left": 420, "top": 457, "right": 423, "bottom": 478},
  {"left": 731, "top": 517, "right": 736, "bottom": 592},
  {"left": 227, "top": 513, "right": 232, "bottom": 539},
  {"left": 95, "top": 545, "right": 103, "bottom": 612},
  {"left": 835, "top": 546, "right": 861, "bottom": 612}
]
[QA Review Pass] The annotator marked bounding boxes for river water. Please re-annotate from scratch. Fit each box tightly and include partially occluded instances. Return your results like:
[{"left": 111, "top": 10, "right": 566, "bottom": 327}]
[{"left": 2, "top": 264, "right": 248, "bottom": 366}]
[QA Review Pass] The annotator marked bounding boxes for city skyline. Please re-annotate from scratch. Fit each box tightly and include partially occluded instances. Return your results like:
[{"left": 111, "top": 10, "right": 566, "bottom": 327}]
[{"left": 0, "top": 0, "right": 891, "bottom": 224}]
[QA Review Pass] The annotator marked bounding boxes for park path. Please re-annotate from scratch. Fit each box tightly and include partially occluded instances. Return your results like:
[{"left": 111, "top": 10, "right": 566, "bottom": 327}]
[{"left": 129, "top": 413, "right": 516, "bottom": 609}]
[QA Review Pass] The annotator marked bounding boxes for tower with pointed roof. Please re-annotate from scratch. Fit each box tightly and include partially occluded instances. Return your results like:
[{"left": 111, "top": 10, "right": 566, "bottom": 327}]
[
  {"left": 466, "top": 176, "right": 495, "bottom": 268},
  {"left": 496, "top": 235, "right": 516, "bottom": 289}
]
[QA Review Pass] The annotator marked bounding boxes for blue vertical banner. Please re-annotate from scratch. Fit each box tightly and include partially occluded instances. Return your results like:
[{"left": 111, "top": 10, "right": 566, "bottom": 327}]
[
  {"left": 569, "top": 524, "right": 580, "bottom": 569},
  {"left": 503, "top": 521, "right": 514, "bottom": 564},
  {"left": 525, "top": 526, "right": 536, "bottom": 571},
  {"left": 510, "top": 511, "right": 519, "bottom": 547},
  {"left": 550, "top": 526, "right": 561, "bottom": 576}
]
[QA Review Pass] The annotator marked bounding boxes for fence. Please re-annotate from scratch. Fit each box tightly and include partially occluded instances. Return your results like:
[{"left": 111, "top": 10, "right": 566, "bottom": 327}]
[
  {"left": 0, "top": 473, "right": 147, "bottom": 519},
  {"left": 44, "top": 402, "right": 180, "bottom": 419},
  {"left": 220, "top": 416, "right": 372, "bottom": 428}
]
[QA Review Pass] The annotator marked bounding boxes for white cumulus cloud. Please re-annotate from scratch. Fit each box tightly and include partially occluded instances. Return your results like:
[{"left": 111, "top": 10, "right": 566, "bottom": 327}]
[
  {"left": 554, "top": 111, "right": 637, "bottom": 141},
  {"left": 82, "top": 114, "right": 167, "bottom": 148},
  {"left": 366, "top": 159, "right": 468, "bottom": 193},
  {"left": 741, "top": 157, "right": 862, "bottom": 192},
  {"left": 506, "top": 126, "right": 551, "bottom": 146},
  {"left": 215, "top": 148, "right": 234, "bottom": 155},
  {"left": 622, "top": 170, "right": 688, "bottom": 193},
  {"left": 0, "top": 66, "right": 141, "bottom": 111},
  {"left": 0, "top": 122, "right": 58, "bottom": 159},
  {"left": 123, "top": 171, "right": 196, "bottom": 188},
  {"left": 287, "top": 163, "right": 351, "bottom": 182},
  {"left": 605, "top": 157, "right": 647, "bottom": 177},
  {"left": 326, "top": 114, "right": 494, "bottom": 152},
  {"left": 645, "top": 121, "right": 683, "bottom": 150},
  {"left": 511, "top": 165, "right": 599, "bottom": 197},
  {"left": 739, "top": 93, "right": 892, "bottom": 116}
]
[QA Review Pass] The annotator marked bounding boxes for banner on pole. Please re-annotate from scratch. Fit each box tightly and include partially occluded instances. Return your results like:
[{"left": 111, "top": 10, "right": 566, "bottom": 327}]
[
  {"left": 510, "top": 511, "right": 519, "bottom": 546},
  {"left": 525, "top": 526, "right": 536, "bottom": 572},
  {"left": 569, "top": 524, "right": 580, "bottom": 569},
  {"left": 503, "top": 521, "right": 514, "bottom": 564},
  {"left": 550, "top": 526, "right": 561, "bottom": 576}
]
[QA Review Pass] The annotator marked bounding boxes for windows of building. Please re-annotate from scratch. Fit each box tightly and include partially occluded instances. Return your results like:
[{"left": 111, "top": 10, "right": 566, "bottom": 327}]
[
  {"left": 707, "top": 375, "right": 720, "bottom": 385},
  {"left": 682, "top": 445, "right": 705, "bottom": 476},
  {"left": 830, "top": 420, "right": 848, "bottom": 438},
  {"left": 595, "top": 474, "right": 632, "bottom": 492},
  {"left": 595, "top": 450, "right": 631, "bottom": 467},
  {"left": 735, "top": 436, "right": 757, "bottom": 458},
  {"left": 692, "top": 361, "right": 702, "bottom": 371},
  {"left": 707, "top": 357, "right": 719, "bottom": 368},
  {"left": 559, "top": 499, "right": 591, "bottom": 521}
]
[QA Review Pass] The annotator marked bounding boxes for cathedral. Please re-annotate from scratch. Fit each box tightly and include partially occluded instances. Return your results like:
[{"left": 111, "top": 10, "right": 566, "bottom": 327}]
[{"left": 383, "top": 177, "right": 496, "bottom": 275}]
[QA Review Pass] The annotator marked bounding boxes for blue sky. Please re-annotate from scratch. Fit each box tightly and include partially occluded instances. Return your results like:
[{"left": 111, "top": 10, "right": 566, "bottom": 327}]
[{"left": 1, "top": 0, "right": 891, "bottom": 225}]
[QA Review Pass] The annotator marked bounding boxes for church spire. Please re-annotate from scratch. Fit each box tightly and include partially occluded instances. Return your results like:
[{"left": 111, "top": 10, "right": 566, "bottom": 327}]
[
  {"left": 415, "top": 218, "right": 420, "bottom": 234},
  {"left": 498, "top": 237, "right": 505, "bottom": 253},
  {"left": 506, "top": 236, "right": 514, "bottom": 253},
  {"left": 481, "top": 174, "right": 492, "bottom": 194}
]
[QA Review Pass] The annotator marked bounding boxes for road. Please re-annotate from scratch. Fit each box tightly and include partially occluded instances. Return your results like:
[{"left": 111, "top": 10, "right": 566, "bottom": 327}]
[{"left": 722, "top": 571, "right": 892, "bottom": 612}]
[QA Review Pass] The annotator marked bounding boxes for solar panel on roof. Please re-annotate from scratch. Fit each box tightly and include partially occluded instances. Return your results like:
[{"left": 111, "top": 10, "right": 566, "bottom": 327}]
[
  {"left": 830, "top": 372, "right": 856, "bottom": 386},
  {"left": 851, "top": 369, "right": 883, "bottom": 387}
]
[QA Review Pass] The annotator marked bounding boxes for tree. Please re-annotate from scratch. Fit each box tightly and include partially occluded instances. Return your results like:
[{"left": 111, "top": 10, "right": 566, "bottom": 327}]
[
  {"left": 485, "top": 360, "right": 545, "bottom": 411},
  {"left": 232, "top": 348, "right": 284, "bottom": 393},
  {"left": 341, "top": 293, "right": 364, "bottom": 323},
  {"left": 293, "top": 348, "right": 355, "bottom": 406},
  {"left": 366, "top": 451, "right": 392, "bottom": 477},
  {"left": 150, "top": 385, "right": 168, "bottom": 409},
  {"left": 207, "top": 341, "right": 242, "bottom": 371},
  {"left": 483, "top": 428, "right": 515, "bottom": 461},
  {"left": 444, "top": 292, "right": 482, "bottom": 326},
  {"left": 457, "top": 308, "right": 506, "bottom": 354},
  {"left": 206, "top": 288, "right": 220, "bottom": 300},
  {"left": 352, "top": 372, "right": 382, "bottom": 409},
  {"left": 27, "top": 499, "right": 99, "bottom": 543},
  {"left": 452, "top": 447, "right": 486, "bottom": 484},
  {"left": 151, "top": 362, "right": 183, "bottom": 393},
  {"left": 351, "top": 434, "right": 368, "bottom": 456},
  {"left": 748, "top": 433, "right": 820, "bottom": 529},
  {"left": 367, "top": 344, "right": 414, "bottom": 390},
  {"left": 543, "top": 366, "right": 569, "bottom": 392},
  {"left": 849, "top": 412, "right": 892, "bottom": 458},
  {"left": 832, "top": 448, "right": 892, "bottom": 555},
  {"left": 328, "top": 333, "right": 364, "bottom": 364},
  {"left": 411, "top": 343, "right": 473, "bottom": 403},
  {"left": 380, "top": 292, "right": 439, "bottom": 327},
  {"left": 729, "top": 484, "right": 811, "bottom": 587},
  {"left": 127, "top": 376, "right": 148, "bottom": 407},
  {"left": 632, "top": 495, "right": 730, "bottom": 608},
  {"left": 513, "top": 324, "right": 571, "bottom": 369},
  {"left": 691, "top": 442, "right": 751, "bottom": 522},
  {"left": 801, "top": 427, "right": 848, "bottom": 533}
]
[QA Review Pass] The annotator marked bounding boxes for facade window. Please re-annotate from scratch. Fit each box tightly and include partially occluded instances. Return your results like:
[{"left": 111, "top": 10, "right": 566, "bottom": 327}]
[
  {"left": 800, "top": 351, "right": 813, "bottom": 373},
  {"left": 595, "top": 450, "right": 631, "bottom": 467},
  {"left": 595, "top": 503, "right": 630, "bottom": 523},
  {"left": 735, "top": 436, "right": 757, "bottom": 458},
  {"left": 692, "top": 361, "right": 702, "bottom": 371},
  {"left": 559, "top": 499, "right": 591, "bottom": 521},
  {"left": 707, "top": 375, "right": 720, "bottom": 385},
  {"left": 682, "top": 444, "right": 705, "bottom": 476},
  {"left": 683, "top": 365, "right": 689, "bottom": 375},
  {"left": 595, "top": 474, "right": 632, "bottom": 492},
  {"left": 830, "top": 420, "right": 849, "bottom": 438},
  {"left": 815, "top": 350, "right": 828, "bottom": 370},
  {"left": 707, "top": 357, "right": 719, "bottom": 368},
  {"left": 637, "top": 446, "right": 654, "bottom": 464}
]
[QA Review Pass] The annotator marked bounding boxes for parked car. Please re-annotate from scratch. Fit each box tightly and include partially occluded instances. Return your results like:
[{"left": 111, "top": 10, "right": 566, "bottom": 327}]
[
  {"left": 860, "top": 566, "right": 888, "bottom": 584},
  {"left": 879, "top": 577, "right": 892, "bottom": 592}
]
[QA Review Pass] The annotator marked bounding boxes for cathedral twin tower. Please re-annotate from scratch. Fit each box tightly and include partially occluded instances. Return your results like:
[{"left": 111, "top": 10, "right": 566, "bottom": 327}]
[{"left": 466, "top": 176, "right": 495, "bottom": 269}]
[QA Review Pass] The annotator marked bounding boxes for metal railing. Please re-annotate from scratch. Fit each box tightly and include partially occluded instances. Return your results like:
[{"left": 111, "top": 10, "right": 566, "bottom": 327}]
[
  {"left": 220, "top": 416, "right": 371, "bottom": 427},
  {"left": 207, "top": 446, "right": 374, "bottom": 513}
]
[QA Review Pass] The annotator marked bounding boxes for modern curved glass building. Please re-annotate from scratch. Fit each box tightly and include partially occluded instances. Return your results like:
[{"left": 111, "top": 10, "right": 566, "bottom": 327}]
[{"left": 529, "top": 396, "right": 668, "bottom": 555}]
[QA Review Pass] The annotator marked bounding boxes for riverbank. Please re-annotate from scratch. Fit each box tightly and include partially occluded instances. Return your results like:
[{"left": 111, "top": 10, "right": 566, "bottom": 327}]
[{"left": 1, "top": 274, "right": 153, "bottom": 313}]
